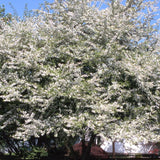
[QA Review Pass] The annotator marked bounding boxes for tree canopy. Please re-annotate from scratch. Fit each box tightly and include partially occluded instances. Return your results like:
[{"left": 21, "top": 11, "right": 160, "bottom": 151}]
[{"left": 0, "top": 0, "right": 160, "bottom": 158}]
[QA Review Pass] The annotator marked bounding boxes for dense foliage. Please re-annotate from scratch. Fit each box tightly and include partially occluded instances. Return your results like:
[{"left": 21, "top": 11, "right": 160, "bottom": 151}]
[{"left": 0, "top": 0, "right": 160, "bottom": 159}]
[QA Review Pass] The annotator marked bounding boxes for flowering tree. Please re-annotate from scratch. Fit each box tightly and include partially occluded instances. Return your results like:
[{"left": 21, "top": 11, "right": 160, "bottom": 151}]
[{"left": 0, "top": 0, "right": 160, "bottom": 159}]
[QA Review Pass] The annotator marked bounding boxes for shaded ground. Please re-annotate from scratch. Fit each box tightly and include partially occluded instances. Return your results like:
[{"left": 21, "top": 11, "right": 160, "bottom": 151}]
[{"left": 0, "top": 155, "right": 160, "bottom": 160}]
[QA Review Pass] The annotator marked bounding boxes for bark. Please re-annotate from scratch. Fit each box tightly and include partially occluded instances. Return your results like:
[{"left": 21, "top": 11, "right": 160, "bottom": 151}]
[
  {"left": 81, "top": 132, "right": 96, "bottom": 160},
  {"left": 65, "top": 142, "right": 78, "bottom": 160},
  {"left": 112, "top": 141, "right": 115, "bottom": 159},
  {"left": 81, "top": 139, "right": 86, "bottom": 158}
]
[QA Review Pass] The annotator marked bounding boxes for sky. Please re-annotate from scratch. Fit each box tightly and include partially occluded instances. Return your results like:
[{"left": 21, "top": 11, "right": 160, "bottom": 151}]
[
  {"left": 0, "top": 0, "right": 160, "bottom": 30},
  {"left": 0, "top": 0, "right": 54, "bottom": 17}
]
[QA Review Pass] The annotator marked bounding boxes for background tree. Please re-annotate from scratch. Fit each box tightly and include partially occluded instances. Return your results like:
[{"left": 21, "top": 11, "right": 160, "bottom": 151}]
[
  {"left": 0, "top": 5, "right": 12, "bottom": 25},
  {"left": 0, "top": 0, "right": 160, "bottom": 159}
]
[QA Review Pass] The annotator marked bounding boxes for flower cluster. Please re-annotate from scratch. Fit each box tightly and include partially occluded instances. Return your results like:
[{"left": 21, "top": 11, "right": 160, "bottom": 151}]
[{"left": 0, "top": 0, "right": 159, "bottom": 144}]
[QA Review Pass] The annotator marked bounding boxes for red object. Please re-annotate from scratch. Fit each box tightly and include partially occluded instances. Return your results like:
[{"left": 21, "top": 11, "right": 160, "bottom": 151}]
[
  {"left": 149, "top": 148, "right": 159, "bottom": 155},
  {"left": 73, "top": 142, "right": 108, "bottom": 159}
]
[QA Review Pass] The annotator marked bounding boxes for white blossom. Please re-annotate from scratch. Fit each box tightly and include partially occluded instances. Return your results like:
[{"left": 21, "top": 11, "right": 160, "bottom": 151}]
[{"left": 0, "top": 0, "right": 159, "bottom": 144}]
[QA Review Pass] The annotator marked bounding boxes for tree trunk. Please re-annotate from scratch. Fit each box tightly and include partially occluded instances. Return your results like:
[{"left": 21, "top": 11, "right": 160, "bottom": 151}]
[
  {"left": 81, "top": 132, "right": 96, "bottom": 160},
  {"left": 112, "top": 140, "right": 115, "bottom": 159},
  {"left": 65, "top": 139, "right": 78, "bottom": 160},
  {"left": 69, "top": 145, "right": 78, "bottom": 160}
]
